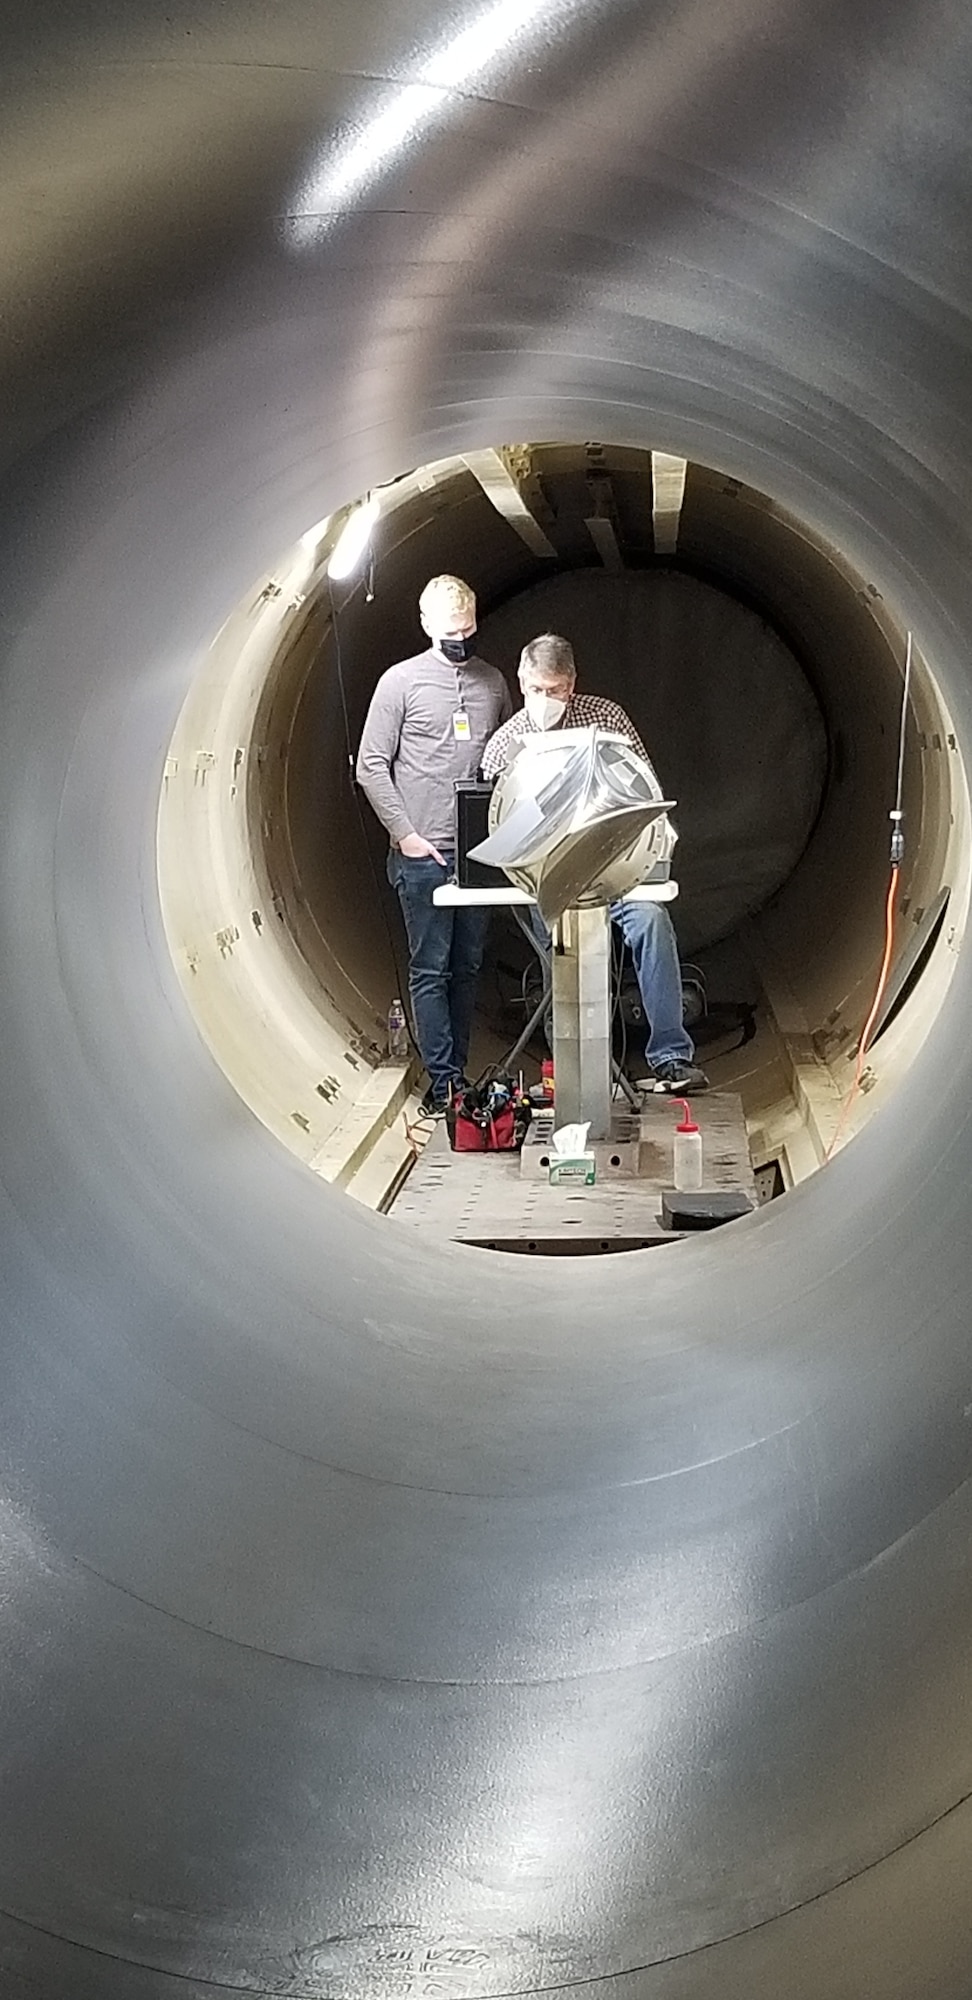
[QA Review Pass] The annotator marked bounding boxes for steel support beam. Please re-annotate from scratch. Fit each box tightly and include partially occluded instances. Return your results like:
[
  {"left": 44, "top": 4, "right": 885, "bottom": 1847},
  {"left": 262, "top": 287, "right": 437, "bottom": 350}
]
[
  {"left": 652, "top": 450, "right": 688, "bottom": 554},
  {"left": 462, "top": 446, "right": 558, "bottom": 557}
]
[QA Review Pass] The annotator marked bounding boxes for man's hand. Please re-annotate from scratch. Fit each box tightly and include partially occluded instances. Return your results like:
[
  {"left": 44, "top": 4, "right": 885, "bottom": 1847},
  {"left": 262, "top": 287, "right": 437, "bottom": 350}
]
[{"left": 398, "top": 833, "right": 446, "bottom": 864}]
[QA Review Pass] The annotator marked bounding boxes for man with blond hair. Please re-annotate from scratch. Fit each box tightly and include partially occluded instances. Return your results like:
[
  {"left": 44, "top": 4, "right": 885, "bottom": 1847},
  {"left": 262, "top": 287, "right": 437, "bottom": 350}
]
[
  {"left": 483, "top": 632, "right": 707, "bottom": 1093},
  {"left": 357, "top": 574, "right": 512, "bottom": 1113}
]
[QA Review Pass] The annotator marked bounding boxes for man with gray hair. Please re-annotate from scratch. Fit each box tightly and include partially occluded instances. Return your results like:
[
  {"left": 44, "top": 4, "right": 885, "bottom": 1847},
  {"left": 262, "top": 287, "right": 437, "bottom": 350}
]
[
  {"left": 483, "top": 633, "right": 707, "bottom": 1093},
  {"left": 357, "top": 574, "right": 512, "bottom": 1113}
]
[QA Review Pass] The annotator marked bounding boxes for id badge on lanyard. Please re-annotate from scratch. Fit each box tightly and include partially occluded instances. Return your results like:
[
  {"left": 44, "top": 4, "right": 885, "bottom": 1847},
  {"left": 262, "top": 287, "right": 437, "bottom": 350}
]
[{"left": 452, "top": 666, "right": 471, "bottom": 741}]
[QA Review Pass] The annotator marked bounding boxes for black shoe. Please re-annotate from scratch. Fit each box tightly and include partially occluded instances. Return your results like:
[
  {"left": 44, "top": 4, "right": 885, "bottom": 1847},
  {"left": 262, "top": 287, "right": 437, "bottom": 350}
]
[
  {"left": 648, "top": 1059, "right": 709, "bottom": 1094},
  {"left": 419, "top": 1086, "right": 450, "bottom": 1117}
]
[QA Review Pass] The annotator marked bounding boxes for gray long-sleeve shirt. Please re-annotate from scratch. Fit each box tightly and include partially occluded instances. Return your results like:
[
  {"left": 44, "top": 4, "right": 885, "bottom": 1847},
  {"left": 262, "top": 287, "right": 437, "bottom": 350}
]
[{"left": 356, "top": 647, "right": 512, "bottom": 847}]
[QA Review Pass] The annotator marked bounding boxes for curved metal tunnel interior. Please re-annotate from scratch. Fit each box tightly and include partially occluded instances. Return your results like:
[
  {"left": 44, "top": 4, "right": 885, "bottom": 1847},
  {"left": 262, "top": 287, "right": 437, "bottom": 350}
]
[
  {"left": 5, "top": 4, "right": 972, "bottom": 1996},
  {"left": 269, "top": 454, "right": 946, "bottom": 1132}
]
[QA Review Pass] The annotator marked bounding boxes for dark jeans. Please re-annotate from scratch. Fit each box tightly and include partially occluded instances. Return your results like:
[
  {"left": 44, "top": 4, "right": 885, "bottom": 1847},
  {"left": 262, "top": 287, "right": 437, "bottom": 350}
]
[
  {"left": 387, "top": 848, "right": 490, "bottom": 1098},
  {"left": 528, "top": 897, "right": 694, "bottom": 1067}
]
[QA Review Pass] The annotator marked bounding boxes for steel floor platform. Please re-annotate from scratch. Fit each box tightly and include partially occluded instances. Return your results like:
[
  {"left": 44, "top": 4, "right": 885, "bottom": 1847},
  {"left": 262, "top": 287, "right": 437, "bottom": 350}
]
[{"left": 390, "top": 1092, "right": 757, "bottom": 1253}]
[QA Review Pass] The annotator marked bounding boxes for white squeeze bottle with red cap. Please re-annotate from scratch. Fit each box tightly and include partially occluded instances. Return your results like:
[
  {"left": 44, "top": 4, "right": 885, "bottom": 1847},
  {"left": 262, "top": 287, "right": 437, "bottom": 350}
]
[{"left": 673, "top": 1098, "right": 703, "bottom": 1191}]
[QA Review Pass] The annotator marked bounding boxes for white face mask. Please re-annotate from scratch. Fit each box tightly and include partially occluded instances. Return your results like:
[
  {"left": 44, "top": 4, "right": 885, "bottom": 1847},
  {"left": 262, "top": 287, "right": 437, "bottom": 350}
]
[{"left": 524, "top": 691, "right": 568, "bottom": 730}]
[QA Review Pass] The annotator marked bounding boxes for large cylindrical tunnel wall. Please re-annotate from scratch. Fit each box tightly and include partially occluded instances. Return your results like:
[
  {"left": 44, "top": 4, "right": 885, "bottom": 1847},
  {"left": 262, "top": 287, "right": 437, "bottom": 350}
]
[{"left": 5, "top": 5, "right": 972, "bottom": 1997}]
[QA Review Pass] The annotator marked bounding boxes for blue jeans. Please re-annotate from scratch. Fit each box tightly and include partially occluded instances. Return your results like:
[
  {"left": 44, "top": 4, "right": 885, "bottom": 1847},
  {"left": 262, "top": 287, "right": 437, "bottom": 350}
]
[
  {"left": 387, "top": 848, "right": 490, "bottom": 1098},
  {"left": 528, "top": 898, "right": 694, "bottom": 1068}
]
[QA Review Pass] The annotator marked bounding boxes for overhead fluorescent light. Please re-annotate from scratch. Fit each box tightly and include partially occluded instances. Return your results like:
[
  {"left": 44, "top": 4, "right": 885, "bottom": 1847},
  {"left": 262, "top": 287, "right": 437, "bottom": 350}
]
[{"left": 327, "top": 495, "right": 380, "bottom": 581}]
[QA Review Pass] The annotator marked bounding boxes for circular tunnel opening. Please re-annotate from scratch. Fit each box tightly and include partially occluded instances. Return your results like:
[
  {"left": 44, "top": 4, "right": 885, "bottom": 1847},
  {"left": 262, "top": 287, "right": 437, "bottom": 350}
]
[{"left": 157, "top": 444, "right": 969, "bottom": 1241}]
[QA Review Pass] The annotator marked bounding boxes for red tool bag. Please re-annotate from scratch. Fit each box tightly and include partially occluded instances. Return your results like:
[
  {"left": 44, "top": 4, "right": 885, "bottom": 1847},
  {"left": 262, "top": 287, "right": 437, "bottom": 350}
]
[
  {"left": 449, "top": 1101, "right": 518, "bottom": 1151},
  {"left": 446, "top": 1077, "right": 531, "bottom": 1153}
]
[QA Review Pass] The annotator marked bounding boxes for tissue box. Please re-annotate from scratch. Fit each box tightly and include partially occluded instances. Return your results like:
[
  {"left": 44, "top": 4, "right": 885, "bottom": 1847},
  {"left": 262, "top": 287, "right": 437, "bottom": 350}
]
[{"left": 548, "top": 1154, "right": 597, "bottom": 1186}]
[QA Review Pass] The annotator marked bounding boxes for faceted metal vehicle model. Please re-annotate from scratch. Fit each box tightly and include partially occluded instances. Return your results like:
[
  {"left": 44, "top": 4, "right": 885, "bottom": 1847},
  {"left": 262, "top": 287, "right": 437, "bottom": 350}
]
[{"left": 471, "top": 726, "right": 675, "bottom": 922}]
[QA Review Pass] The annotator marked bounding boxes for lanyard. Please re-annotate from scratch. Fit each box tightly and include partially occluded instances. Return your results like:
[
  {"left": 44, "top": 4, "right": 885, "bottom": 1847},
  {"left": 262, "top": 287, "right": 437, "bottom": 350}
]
[{"left": 452, "top": 665, "right": 471, "bottom": 742}]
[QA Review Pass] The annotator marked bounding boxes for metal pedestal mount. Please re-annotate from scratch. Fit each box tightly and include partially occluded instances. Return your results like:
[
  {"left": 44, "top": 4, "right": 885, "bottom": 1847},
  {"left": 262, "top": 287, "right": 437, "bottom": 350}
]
[{"left": 548, "top": 904, "right": 615, "bottom": 1139}]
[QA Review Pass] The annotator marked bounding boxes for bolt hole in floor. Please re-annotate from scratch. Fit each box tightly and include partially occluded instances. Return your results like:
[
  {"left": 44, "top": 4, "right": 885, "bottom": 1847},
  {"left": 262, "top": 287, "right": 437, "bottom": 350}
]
[{"left": 157, "top": 447, "right": 970, "bottom": 1257}]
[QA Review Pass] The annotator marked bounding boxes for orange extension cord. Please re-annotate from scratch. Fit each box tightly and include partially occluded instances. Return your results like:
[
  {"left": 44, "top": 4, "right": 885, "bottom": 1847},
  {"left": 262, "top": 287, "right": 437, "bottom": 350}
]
[{"left": 824, "top": 862, "right": 900, "bottom": 1163}]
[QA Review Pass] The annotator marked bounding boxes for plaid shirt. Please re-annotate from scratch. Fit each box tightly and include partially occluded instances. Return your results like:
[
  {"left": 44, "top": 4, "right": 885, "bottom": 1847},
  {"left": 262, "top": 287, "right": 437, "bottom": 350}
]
[{"left": 481, "top": 692, "right": 654, "bottom": 782}]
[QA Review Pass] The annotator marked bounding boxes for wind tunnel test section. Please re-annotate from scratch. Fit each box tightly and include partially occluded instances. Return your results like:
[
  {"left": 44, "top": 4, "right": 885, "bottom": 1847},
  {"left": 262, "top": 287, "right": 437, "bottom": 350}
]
[
  {"left": 10, "top": 0, "right": 972, "bottom": 1996},
  {"left": 160, "top": 443, "right": 967, "bottom": 1231}
]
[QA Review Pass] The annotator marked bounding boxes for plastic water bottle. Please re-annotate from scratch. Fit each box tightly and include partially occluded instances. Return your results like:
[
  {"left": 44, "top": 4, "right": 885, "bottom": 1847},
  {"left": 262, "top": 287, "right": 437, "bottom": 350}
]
[
  {"left": 387, "top": 998, "right": 409, "bottom": 1061},
  {"left": 673, "top": 1098, "right": 703, "bottom": 1190}
]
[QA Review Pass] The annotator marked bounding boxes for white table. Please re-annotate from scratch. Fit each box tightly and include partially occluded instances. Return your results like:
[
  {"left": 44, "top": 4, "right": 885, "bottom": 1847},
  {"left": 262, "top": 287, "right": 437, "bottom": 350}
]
[{"left": 432, "top": 880, "right": 677, "bottom": 906}]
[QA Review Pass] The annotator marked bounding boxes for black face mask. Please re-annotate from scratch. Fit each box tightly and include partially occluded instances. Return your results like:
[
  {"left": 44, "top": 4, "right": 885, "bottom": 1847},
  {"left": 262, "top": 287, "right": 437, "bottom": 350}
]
[{"left": 437, "top": 634, "right": 476, "bottom": 665}]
